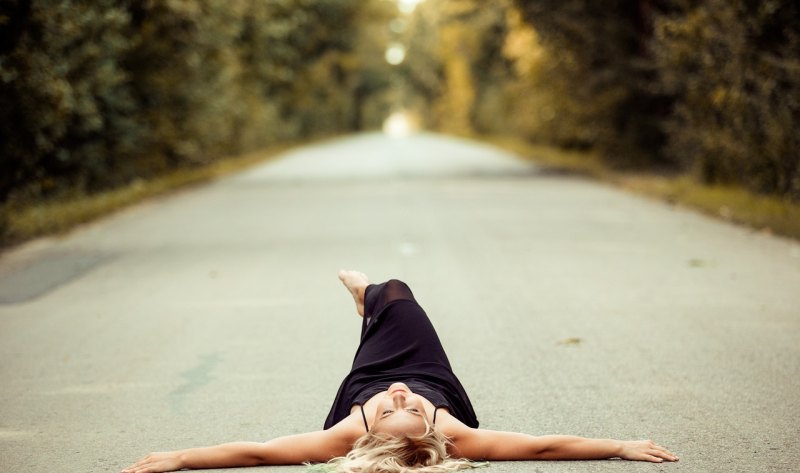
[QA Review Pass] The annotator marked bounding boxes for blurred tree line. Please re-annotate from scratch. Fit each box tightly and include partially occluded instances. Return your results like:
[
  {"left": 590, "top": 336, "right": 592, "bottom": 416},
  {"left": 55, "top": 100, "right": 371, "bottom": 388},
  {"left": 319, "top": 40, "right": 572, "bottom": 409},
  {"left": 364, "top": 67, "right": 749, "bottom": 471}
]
[
  {"left": 398, "top": 0, "right": 799, "bottom": 201},
  {"left": 0, "top": 0, "right": 395, "bottom": 209},
  {"left": 2, "top": 0, "right": 797, "bottom": 216}
]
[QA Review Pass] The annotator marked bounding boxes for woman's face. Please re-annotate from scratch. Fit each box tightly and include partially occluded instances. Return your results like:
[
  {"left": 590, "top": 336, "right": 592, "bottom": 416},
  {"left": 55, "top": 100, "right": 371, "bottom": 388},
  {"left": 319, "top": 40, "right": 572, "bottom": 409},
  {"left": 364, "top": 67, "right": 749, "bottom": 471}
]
[{"left": 371, "top": 382, "right": 429, "bottom": 436}]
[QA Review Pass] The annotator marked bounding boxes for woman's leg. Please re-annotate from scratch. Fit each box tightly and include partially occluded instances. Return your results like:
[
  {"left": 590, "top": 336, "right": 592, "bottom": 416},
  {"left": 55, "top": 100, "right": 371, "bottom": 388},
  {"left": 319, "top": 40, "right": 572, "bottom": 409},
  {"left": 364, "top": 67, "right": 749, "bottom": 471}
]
[
  {"left": 362, "top": 279, "right": 415, "bottom": 321},
  {"left": 338, "top": 271, "right": 416, "bottom": 325},
  {"left": 338, "top": 270, "right": 369, "bottom": 317},
  {"left": 345, "top": 275, "right": 456, "bottom": 373}
]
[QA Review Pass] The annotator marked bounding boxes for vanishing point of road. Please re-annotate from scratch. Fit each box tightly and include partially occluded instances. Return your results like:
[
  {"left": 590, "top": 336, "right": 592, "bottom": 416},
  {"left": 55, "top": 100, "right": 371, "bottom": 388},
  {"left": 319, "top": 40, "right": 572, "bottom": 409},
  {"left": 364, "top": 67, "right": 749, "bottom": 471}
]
[{"left": 1, "top": 133, "right": 798, "bottom": 472}]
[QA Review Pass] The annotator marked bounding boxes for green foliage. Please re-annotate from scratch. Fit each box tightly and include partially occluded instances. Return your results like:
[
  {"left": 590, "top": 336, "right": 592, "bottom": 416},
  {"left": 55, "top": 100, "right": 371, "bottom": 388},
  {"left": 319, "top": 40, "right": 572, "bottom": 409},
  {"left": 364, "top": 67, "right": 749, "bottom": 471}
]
[
  {"left": 399, "top": 0, "right": 799, "bottom": 200},
  {"left": 400, "top": 0, "right": 666, "bottom": 161},
  {"left": 509, "top": 0, "right": 670, "bottom": 165},
  {"left": 0, "top": 0, "right": 392, "bottom": 226},
  {"left": 652, "top": 0, "right": 800, "bottom": 199},
  {"left": 399, "top": 0, "right": 511, "bottom": 134},
  {"left": 0, "top": 0, "right": 140, "bottom": 201},
  {"left": 126, "top": 0, "right": 249, "bottom": 168},
  {"left": 347, "top": 0, "right": 397, "bottom": 129}
]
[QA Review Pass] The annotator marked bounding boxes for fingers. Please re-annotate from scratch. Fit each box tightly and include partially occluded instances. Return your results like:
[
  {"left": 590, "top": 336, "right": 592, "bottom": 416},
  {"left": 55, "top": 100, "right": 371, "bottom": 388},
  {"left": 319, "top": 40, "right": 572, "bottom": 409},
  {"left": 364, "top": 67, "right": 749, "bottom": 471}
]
[
  {"left": 120, "top": 455, "right": 155, "bottom": 473},
  {"left": 646, "top": 443, "right": 679, "bottom": 462},
  {"left": 120, "top": 462, "right": 142, "bottom": 473},
  {"left": 642, "top": 453, "right": 664, "bottom": 462},
  {"left": 653, "top": 444, "right": 679, "bottom": 461},
  {"left": 121, "top": 450, "right": 184, "bottom": 473},
  {"left": 121, "top": 460, "right": 140, "bottom": 473},
  {"left": 623, "top": 439, "right": 679, "bottom": 463},
  {"left": 121, "top": 464, "right": 155, "bottom": 473}
]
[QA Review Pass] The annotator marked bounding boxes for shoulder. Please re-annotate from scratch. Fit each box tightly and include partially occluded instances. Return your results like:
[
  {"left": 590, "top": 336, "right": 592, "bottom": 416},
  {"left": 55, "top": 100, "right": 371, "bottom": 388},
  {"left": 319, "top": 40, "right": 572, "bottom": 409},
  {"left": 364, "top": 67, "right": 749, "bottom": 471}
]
[
  {"left": 328, "top": 412, "right": 368, "bottom": 446},
  {"left": 433, "top": 410, "right": 474, "bottom": 447},
  {"left": 435, "top": 411, "right": 487, "bottom": 459}
]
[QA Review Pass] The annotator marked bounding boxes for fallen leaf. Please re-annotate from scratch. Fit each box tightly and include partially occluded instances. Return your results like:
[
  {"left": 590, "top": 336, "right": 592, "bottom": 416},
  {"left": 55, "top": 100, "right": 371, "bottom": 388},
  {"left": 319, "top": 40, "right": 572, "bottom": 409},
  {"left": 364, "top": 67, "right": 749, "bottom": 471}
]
[{"left": 688, "top": 258, "right": 705, "bottom": 267}]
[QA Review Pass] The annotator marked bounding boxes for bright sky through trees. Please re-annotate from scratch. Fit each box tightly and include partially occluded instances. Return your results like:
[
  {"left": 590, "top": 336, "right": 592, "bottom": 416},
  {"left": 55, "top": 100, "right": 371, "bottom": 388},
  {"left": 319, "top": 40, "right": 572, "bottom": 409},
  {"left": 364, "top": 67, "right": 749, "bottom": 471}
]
[
  {"left": 382, "top": 111, "right": 416, "bottom": 137},
  {"left": 397, "top": 0, "right": 424, "bottom": 15},
  {"left": 385, "top": 42, "right": 406, "bottom": 65}
]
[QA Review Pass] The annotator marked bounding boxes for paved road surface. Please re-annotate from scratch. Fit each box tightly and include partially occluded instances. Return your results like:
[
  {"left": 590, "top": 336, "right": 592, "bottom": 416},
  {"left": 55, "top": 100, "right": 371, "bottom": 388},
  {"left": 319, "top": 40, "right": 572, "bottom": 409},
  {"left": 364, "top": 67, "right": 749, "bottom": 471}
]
[{"left": 1, "top": 133, "right": 798, "bottom": 472}]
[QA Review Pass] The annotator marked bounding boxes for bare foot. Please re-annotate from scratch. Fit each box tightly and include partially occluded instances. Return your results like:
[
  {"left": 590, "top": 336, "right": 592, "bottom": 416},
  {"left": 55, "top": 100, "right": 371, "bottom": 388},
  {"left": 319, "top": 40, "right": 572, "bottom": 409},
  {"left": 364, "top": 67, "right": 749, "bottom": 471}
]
[{"left": 338, "top": 270, "right": 369, "bottom": 317}]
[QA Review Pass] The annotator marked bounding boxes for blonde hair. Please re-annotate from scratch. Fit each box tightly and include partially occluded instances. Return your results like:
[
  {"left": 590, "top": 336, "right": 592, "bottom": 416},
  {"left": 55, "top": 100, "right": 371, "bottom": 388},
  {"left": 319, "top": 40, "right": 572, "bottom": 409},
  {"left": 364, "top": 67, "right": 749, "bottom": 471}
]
[{"left": 307, "top": 425, "right": 485, "bottom": 473}]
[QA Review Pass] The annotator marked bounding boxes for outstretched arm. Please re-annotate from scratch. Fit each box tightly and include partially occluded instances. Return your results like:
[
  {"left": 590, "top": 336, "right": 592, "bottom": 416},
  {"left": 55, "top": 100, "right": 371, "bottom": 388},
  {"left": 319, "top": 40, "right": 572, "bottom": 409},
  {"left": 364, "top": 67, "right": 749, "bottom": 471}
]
[
  {"left": 451, "top": 428, "right": 678, "bottom": 463},
  {"left": 122, "top": 426, "right": 357, "bottom": 473},
  {"left": 122, "top": 441, "right": 271, "bottom": 473}
]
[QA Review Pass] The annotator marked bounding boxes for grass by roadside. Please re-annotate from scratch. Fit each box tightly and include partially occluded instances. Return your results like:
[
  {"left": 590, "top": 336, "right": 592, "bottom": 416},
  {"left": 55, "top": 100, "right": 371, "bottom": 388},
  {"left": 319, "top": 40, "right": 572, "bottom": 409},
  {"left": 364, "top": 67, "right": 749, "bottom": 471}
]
[
  {"left": 0, "top": 139, "right": 314, "bottom": 250},
  {"left": 485, "top": 135, "right": 800, "bottom": 241}
]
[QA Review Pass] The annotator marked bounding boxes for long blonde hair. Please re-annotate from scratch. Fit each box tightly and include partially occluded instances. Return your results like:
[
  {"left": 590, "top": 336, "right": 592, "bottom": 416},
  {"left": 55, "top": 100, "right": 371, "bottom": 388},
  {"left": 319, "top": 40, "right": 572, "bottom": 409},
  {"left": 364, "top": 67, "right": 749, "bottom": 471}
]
[{"left": 307, "top": 425, "right": 485, "bottom": 473}]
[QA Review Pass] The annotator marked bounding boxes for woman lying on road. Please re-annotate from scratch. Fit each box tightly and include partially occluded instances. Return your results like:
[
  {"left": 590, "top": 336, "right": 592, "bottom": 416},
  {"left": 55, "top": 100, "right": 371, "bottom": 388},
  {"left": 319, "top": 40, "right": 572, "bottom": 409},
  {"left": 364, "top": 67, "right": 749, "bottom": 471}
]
[{"left": 123, "top": 270, "right": 678, "bottom": 473}]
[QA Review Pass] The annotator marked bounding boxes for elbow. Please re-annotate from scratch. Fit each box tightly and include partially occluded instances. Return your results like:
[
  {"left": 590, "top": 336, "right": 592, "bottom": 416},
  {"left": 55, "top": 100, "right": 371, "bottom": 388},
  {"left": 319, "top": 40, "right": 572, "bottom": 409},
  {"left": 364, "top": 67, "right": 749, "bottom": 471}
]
[{"left": 530, "top": 436, "right": 573, "bottom": 460}]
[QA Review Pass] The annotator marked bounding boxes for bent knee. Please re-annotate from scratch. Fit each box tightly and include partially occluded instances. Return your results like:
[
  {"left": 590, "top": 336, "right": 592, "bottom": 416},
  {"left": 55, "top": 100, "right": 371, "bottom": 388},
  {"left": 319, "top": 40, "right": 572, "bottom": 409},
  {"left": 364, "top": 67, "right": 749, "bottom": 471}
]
[{"left": 381, "top": 279, "right": 415, "bottom": 302}]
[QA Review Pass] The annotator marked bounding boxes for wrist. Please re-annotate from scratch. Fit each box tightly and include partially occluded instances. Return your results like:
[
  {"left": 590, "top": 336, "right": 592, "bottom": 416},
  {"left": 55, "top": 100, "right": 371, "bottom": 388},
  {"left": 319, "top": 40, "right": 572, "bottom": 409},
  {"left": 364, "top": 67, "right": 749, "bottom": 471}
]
[
  {"left": 612, "top": 440, "right": 625, "bottom": 458},
  {"left": 176, "top": 450, "right": 190, "bottom": 469}
]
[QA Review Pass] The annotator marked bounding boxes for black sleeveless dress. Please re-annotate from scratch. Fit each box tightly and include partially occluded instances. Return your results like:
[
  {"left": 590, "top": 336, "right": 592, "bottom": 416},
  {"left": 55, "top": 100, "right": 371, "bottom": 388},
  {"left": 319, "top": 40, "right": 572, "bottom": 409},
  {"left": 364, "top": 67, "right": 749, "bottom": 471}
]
[{"left": 323, "top": 279, "right": 479, "bottom": 429}]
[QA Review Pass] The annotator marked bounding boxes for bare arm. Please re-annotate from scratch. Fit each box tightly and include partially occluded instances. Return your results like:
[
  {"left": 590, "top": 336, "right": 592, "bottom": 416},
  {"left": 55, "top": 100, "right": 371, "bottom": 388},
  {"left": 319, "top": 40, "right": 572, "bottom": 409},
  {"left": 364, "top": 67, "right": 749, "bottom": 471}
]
[
  {"left": 451, "top": 428, "right": 678, "bottom": 463},
  {"left": 122, "top": 423, "right": 358, "bottom": 473}
]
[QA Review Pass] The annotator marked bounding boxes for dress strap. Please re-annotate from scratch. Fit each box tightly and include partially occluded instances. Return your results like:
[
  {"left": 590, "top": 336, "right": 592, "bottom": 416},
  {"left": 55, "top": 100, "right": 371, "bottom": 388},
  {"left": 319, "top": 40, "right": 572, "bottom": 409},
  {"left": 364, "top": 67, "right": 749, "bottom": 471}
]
[
  {"left": 359, "top": 405, "right": 369, "bottom": 433},
  {"left": 433, "top": 407, "right": 440, "bottom": 425}
]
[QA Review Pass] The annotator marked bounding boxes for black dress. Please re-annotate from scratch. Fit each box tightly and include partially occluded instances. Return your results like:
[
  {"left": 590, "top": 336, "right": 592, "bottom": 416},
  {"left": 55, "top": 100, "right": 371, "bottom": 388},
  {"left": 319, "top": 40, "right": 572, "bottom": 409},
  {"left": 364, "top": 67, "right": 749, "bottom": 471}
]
[{"left": 323, "top": 279, "right": 479, "bottom": 429}]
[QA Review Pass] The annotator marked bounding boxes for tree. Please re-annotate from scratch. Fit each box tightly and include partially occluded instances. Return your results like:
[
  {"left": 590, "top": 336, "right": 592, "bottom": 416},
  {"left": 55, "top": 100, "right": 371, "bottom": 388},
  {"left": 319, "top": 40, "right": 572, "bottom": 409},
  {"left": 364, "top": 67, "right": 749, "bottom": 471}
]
[
  {"left": 653, "top": 0, "right": 800, "bottom": 198},
  {"left": 0, "top": 0, "right": 140, "bottom": 201}
]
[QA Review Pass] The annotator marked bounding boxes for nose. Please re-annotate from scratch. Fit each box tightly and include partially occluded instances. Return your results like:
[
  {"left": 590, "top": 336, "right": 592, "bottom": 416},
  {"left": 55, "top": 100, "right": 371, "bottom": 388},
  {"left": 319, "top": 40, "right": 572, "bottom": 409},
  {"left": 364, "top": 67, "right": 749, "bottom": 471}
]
[{"left": 391, "top": 391, "right": 408, "bottom": 408}]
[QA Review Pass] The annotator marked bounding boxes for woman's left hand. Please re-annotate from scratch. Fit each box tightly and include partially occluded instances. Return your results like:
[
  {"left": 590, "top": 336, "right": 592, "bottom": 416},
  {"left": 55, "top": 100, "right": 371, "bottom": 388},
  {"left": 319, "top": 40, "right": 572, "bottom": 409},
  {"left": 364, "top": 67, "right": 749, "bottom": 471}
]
[
  {"left": 121, "top": 451, "right": 183, "bottom": 473},
  {"left": 618, "top": 440, "right": 679, "bottom": 462}
]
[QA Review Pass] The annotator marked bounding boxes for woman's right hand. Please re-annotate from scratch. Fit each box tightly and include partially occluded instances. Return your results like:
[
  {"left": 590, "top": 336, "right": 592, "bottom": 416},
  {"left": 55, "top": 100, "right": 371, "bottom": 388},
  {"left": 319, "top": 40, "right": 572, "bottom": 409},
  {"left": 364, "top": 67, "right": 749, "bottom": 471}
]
[{"left": 121, "top": 451, "right": 183, "bottom": 473}]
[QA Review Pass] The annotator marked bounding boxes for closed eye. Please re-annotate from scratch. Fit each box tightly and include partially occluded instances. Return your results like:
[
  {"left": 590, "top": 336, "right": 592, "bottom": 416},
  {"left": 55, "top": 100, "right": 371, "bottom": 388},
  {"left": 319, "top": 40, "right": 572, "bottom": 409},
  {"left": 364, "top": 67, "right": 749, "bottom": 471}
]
[{"left": 380, "top": 408, "right": 421, "bottom": 418}]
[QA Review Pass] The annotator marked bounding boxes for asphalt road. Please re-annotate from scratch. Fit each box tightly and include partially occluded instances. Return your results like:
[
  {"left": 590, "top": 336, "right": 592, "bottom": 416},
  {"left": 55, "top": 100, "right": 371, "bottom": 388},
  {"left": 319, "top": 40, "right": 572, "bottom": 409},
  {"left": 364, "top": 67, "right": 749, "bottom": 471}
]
[{"left": 1, "top": 132, "right": 798, "bottom": 473}]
